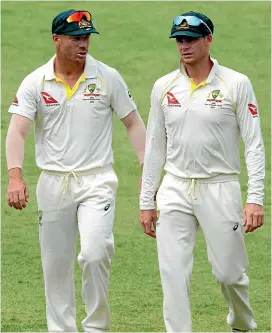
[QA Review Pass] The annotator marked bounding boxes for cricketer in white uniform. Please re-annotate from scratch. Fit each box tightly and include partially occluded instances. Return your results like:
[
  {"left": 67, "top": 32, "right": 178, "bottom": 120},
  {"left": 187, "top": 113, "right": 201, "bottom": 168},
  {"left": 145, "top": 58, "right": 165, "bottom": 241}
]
[
  {"left": 6, "top": 9, "right": 146, "bottom": 333},
  {"left": 140, "top": 11, "right": 265, "bottom": 333}
]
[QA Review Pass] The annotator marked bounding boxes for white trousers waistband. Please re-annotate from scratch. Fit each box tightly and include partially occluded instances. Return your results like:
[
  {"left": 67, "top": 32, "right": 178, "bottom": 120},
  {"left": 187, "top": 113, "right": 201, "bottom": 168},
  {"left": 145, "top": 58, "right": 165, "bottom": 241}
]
[
  {"left": 168, "top": 173, "right": 238, "bottom": 183},
  {"left": 167, "top": 173, "right": 239, "bottom": 200},
  {"left": 42, "top": 164, "right": 112, "bottom": 177},
  {"left": 41, "top": 164, "right": 113, "bottom": 208}
]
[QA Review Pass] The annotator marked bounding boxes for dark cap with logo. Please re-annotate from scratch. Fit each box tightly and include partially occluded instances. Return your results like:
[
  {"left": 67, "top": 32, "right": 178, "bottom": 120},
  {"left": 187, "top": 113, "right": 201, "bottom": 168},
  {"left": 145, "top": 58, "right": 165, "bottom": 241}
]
[
  {"left": 52, "top": 9, "right": 99, "bottom": 35},
  {"left": 170, "top": 11, "right": 214, "bottom": 38}
]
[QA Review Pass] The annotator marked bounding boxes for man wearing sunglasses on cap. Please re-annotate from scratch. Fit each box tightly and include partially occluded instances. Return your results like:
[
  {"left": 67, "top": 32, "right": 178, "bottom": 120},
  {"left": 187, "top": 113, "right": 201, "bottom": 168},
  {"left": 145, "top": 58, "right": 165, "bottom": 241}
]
[
  {"left": 6, "top": 8, "right": 146, "bottom": 333},
  {"left": 140, "top": 10, "right": 265, "bottom": 332}
]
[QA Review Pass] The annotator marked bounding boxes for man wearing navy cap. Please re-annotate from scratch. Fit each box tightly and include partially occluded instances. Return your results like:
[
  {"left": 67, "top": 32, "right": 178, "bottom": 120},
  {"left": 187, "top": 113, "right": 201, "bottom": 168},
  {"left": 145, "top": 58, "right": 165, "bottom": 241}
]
[
  {"left": 6, "top": 9, "right": 146, "bottom": 332},
  {"left": 140, "top": 10, "right": 265, "bottom": 332}
]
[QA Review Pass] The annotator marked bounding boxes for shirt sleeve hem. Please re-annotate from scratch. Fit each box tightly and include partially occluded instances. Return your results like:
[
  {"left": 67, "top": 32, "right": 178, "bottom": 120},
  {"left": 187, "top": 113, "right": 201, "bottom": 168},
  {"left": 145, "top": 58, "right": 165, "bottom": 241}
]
[
  {"left": 117, "top": 107, "right": 136, "bottom": 120},
  {"left": 140, "top": 204, "right": 156, "bottom": 210},
  {"left": 8, "top": 109, "right": 35, "bottom": 121},
  {"left": 246, "top": 199, "right": 264, "bottom": 206}
]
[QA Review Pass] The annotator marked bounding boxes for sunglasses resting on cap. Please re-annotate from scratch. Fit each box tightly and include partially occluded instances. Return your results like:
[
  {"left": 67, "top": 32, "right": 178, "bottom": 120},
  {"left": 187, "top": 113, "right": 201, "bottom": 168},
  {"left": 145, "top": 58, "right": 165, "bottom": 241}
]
[
  {"left": 173, "top": 15, "right": 212, "bottom": 35},
  {"left": 52, "top": 9, "right": 99, "bottom": 35},
  {"left": 66, "top": 11, "right": 92, "bottom": 23},
  {"left": 169, "top": 11, "right": 213, "bottom": 38}
]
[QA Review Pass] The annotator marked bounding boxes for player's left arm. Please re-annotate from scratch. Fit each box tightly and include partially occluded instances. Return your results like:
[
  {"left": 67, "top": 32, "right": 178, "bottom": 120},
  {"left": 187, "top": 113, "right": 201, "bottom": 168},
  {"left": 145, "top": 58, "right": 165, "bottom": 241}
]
[
  {"left": 121, "top": 111, "right": 146, "bottom": 193},
  {"left": 121, "top": 111, "right": 146, "bottom": 168},
  {"left": 236, "top": 75, "right": 265, "bottom": 233},
  {"left": 110, "top": 68, "right": 146, "bottom": 189}
]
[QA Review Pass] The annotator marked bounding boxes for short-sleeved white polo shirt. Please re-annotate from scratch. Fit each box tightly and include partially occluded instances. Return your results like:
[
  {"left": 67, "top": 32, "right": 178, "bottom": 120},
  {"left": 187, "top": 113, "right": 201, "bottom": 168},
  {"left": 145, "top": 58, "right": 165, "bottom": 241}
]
[{"left": 8, "top": 54, "right": 137, "bottom": 172}]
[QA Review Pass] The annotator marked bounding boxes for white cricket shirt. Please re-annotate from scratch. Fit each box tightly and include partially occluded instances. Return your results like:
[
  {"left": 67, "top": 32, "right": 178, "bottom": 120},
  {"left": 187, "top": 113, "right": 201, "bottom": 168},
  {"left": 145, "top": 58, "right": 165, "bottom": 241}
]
[
  {"left": 8, "top": 54, "right": 136, "bottom": 172},
  {"left": 140, "top": 58, "right": 265, "bottom": 209}
]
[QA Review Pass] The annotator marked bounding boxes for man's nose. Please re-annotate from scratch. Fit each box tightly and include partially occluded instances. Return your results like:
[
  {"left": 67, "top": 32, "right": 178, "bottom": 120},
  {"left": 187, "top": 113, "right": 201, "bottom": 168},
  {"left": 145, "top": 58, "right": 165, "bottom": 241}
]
[
  {"left": 79, "top": 39, "right": 88, "bottom": 48},
  {"left": 180, "top": 42, "right": 190, "bottom": 50}
]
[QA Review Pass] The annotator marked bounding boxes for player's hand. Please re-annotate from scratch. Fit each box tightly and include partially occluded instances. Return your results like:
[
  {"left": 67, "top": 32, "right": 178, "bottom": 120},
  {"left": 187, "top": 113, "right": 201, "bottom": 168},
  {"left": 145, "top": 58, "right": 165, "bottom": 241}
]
[
  {"left": 7, "top": 178, "right": 29, "bottom": 210},
  {"left": 140, "top": 209, "right": 157, "bottom": 238},
  {"left": 243, "top": 203, "right": 264, "bottom": 233}
]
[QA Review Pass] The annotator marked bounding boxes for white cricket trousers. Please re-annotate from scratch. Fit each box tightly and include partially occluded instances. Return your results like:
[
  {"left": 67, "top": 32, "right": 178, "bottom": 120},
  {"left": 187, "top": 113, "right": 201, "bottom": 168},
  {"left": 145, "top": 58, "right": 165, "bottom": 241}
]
[
  {"left": 36, "top": 165, "right": 118, "bottom": 332},
  {"left": 156, "top": 173, "right": 257, "bottom": 332}
]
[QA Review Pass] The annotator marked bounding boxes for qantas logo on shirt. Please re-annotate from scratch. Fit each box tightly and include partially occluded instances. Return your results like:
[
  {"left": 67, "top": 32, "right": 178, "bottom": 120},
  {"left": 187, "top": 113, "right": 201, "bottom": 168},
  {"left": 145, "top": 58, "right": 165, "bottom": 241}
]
[
  {"left": 248, "top": 103, "right": 258, "bottom": 117},
  {"left": 41, "top": 91, "right": 60, "bottom": 106},
  {"left": 167, "top": 92, "right": 181, "bottom": 107},
  {"left": 12, "top": 96, "right": 19, "bottom": 106}
]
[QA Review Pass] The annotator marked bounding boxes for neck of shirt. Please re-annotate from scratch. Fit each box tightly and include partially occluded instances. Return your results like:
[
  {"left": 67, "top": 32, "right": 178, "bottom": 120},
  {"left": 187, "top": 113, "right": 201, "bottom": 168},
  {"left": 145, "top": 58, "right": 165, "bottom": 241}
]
[{"left": 55, "top": 73, "right": 86, "bottom": 99}]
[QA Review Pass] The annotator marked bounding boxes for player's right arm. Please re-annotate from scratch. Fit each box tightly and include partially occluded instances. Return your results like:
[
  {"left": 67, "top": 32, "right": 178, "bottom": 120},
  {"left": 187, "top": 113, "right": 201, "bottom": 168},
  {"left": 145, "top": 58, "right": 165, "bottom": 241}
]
[
  {"left": 140, "top": 82, "right": 167, "bottom": 238},
  {"left": 6, "top": 74, "right": 37, "bottom": 210},
  {"left": 6, "top": 114, "right": 32, "bottom": 210}
]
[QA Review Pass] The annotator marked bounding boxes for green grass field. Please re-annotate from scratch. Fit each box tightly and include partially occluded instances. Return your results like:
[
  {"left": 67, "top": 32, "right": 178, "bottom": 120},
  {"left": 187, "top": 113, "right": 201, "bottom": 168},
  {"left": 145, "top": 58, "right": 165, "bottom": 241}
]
[{"left": 1, "top": 1, "right": 271, "bottom": 332}]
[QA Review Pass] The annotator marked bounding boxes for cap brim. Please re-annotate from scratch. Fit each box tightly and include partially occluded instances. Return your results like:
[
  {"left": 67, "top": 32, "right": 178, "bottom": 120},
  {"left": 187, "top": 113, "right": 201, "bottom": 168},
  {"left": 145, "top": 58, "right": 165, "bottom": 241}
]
[
  {"left": 169, "top": 30, "right": 204, "bottom": 38},
  {"left": 63, "top": 28, "right": 99, "bottom": 35}
]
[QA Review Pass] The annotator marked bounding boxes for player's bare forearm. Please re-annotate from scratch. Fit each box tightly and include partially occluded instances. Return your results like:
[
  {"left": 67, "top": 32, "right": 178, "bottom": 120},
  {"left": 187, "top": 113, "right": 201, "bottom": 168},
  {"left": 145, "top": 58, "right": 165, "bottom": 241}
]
[
  {"left": 122, "top": 111, "right": 146, "bottom": 165},
  {"left": 8, "top": 167, "right": 23, "bottom": 180},
  {"left": 6, "top": 115, "right": 32, "bottom": 210},
  {"left": 6, "top": 114, "right": 32, "bottom": 170}
]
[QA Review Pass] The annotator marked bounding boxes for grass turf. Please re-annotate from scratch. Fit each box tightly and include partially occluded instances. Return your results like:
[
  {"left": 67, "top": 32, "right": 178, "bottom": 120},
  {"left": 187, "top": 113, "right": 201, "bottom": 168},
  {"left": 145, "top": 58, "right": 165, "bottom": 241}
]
[{"left": 1, "top": 1, "right": 271, "bottom": 332}]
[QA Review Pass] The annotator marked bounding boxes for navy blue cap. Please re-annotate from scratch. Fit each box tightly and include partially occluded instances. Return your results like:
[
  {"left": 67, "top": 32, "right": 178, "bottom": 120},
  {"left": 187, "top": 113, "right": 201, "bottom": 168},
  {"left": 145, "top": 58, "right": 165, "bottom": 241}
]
[{"left": 52, "top": 9, "right": 99, "bottom": 35}]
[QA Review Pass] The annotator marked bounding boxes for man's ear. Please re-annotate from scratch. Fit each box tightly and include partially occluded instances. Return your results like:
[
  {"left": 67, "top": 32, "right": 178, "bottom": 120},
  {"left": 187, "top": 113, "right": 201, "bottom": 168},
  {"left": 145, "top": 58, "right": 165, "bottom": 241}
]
[{"left": 52, "top": 34, "right": 61, "bottom": 46}]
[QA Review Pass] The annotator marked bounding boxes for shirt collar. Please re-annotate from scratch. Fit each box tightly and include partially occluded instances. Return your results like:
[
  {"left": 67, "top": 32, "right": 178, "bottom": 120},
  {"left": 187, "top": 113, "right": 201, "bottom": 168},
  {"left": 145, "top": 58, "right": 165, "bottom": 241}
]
[
  {"left": 206, "top": 57, "right": 219, "bottom": 83},
  {"left": 84, "top": 54, "right": 98, "bottom": 78},
  {"left": 44, "top": 54, "right": 98, "bottom": 81},
  {"left": 44, "top": 56, "right": 55, "bottom": 80},
  {"left": 179, "top": 56, "right": 219, "bottom": 83}
]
